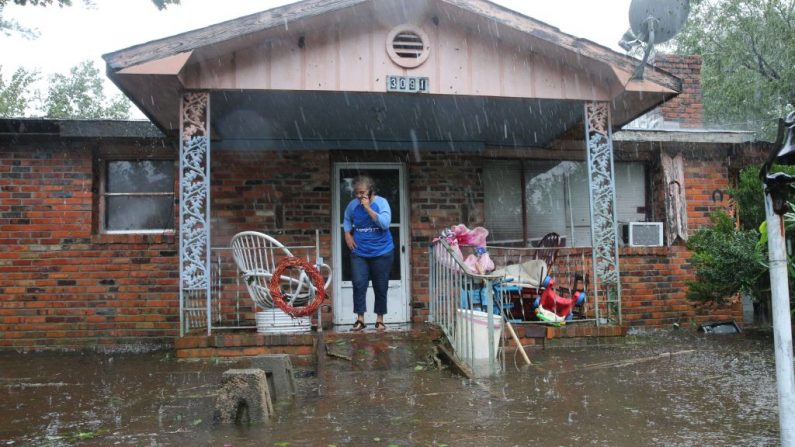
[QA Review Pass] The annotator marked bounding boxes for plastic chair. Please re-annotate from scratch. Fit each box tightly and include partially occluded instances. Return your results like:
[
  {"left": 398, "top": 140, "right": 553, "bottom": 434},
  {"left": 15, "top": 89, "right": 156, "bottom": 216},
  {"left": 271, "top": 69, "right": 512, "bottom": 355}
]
[
  {"left": 534, "top": 232, "right": 563, "bottom": 276},
  {"left": 230, "top": 231, "right": 331, "bottom": 309}
]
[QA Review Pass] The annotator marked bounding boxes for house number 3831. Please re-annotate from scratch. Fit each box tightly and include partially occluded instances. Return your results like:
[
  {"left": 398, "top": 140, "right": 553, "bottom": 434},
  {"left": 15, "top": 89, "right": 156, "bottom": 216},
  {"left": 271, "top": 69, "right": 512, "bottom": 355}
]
[{"left": 386, "top": 75, "right": 429, "bottom": 93}]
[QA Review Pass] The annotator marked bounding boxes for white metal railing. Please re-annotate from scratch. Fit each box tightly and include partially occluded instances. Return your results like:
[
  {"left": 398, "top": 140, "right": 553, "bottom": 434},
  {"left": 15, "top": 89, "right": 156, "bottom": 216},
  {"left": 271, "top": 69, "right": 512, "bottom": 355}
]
[
  {"left": 185, "top": 243, "right": 326, "bottom": 335},
  {"left": 209, "top": 246, "right": 252, "bottom": 331},
  {"left": 486, "top": 245, "right": 601, "bottom": 324},
  {"left": 429, "top": 241, "right": 604, "bottom": 375},
  {"left": 428, "top": 240, "right": 508, "bottom": 376}
]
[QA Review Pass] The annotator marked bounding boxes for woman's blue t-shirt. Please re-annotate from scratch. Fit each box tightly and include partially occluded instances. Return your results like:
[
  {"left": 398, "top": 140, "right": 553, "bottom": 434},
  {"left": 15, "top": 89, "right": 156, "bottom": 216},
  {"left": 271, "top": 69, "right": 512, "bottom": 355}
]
[{"left": 343, "top": 196, "right": 394, "bottom": 258}]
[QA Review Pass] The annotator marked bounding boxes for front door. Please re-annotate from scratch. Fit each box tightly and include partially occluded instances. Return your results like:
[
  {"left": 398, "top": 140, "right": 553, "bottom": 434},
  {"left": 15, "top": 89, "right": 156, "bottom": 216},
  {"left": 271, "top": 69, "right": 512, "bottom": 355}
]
[{"left": 332, "top": 163, "right": 409, "bottom": 325}]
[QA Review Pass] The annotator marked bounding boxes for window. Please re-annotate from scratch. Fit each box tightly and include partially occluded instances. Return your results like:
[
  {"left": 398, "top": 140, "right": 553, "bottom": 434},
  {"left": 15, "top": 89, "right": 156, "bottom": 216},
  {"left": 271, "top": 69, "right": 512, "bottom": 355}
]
[
  {"left": 100, "top": 159, "right": 176, "bottom": 233},
  {"left": 484, "top": 160, "right": 647, "bottom": 247}
]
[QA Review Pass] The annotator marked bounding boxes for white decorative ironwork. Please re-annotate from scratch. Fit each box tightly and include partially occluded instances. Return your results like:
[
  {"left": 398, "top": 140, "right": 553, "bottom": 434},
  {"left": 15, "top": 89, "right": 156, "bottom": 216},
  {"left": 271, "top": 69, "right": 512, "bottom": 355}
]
[
  {"left": 179, "top": 92, "right": 211, "bottom": 335},
  {"left": 584, "top": 102, "right": 621, "bottom": 324},
  {"left": 181, "top": 136, "right": 209, "bottom": 289}
]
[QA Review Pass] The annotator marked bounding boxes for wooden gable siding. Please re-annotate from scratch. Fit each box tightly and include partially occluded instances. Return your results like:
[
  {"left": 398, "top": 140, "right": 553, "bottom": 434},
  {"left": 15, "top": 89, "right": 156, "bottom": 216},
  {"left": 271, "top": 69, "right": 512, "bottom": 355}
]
[{"left": 180, "top": 12, "right": 613, "bottom": 101}]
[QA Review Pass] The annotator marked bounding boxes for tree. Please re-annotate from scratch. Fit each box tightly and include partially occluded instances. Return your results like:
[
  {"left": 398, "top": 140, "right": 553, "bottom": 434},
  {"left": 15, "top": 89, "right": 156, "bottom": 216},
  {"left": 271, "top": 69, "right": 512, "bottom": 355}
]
[
  {"left": 674, "top": 0, "right": 795, "bottom": 140},
  {"left": 0, "top": 65, "right": 38, "bottom": 117},
  {"left": 0, "top": 13, "right": 38, "bottom": 38},
  {"left": 42, "top": 60, "right": 130, "bottom": 119},
  {"left": 0, "top": 0, "right": 179, "bottom": 10},
  {"left": 0, "top": 0, "right": 180, "bottom": 36}
]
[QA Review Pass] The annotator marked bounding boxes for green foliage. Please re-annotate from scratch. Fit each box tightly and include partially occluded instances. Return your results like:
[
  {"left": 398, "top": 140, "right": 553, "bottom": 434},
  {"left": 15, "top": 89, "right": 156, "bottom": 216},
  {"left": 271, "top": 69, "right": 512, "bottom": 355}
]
[
  {"left": 728, "top": 167, "right": 767, "bottom": 230},
  {"left": 0, "top": 0, "right": 179, "bottom": 9},
  {"left": 674, "top": 0, "right": 795, "bottom": 140},
  {"left": 42, "top": 60, "right": 130, "bottom": 119},
  {"left": 0, "top": 61, "right": 131, "bottom": 119},
  {"left": 0, "top": 65, "right": 38, "bottom": 117},
  {"left": 0, "top": 0, "right": 70, "bottom": 6},
  {"left": 0, "top": 0, "right": 180, "bottom": 37},
  {"left": 686, "top": 211, "right": 768, "bottom": 305},
  {"left": 728, "top": 165, "right": 795, "bottom": 230},
  {"left": 0, "top": 15, "right": 38, "bottom": 38}
]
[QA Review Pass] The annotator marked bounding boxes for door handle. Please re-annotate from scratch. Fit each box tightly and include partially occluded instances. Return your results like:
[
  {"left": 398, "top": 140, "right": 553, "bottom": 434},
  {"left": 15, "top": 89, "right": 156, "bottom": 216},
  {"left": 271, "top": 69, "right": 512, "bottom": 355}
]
[{"left": 401, "top": 245, "right": 406, "bottom": 253}]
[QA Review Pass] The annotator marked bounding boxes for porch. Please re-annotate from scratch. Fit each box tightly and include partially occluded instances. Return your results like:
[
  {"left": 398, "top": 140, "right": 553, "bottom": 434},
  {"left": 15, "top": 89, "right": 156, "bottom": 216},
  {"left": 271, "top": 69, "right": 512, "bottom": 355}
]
[{"left": 176, "top": 239, "right": 626, "bottom": 365}]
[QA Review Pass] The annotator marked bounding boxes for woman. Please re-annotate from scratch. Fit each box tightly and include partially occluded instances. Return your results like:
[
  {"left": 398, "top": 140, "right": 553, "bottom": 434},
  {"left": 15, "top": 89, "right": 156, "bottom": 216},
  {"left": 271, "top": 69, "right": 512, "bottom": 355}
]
[{"left": 343, "top": 175, "right": 394, "bottom": 331}]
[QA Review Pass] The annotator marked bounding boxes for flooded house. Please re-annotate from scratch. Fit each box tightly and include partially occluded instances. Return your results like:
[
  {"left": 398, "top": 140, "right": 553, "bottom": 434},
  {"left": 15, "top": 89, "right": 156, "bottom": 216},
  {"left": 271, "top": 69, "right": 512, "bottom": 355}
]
[{"left": 0, "top": 0, "right": 763, "bottom": 355}]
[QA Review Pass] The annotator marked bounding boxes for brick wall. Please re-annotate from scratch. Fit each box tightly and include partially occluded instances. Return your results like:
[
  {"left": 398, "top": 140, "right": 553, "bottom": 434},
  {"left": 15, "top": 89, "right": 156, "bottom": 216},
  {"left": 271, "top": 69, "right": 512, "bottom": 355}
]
[
  {"left": 654, "top": 54, "right": 705, "bottom": 128},
  {"left": 210, "top": 150, "right": 334, "bottom": 325},
  {"left": 620, "top": 153, "right": 743, "bottom": 327},
  {"left": 0, "top": 135, "right": 761, "bottom": 350},
  {"left": 211, "top": 150, "right": 332, "bottom": 246},
  {"left": 409, "top": 153, "right": 483, "bottom": 323},
  {"left": 0, "top": 140, "right": 179, "bottom": 350}
]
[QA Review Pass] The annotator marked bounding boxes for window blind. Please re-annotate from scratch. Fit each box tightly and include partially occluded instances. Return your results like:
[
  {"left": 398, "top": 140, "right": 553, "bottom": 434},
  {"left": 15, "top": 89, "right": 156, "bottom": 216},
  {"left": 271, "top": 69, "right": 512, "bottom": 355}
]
[{"left": 483, "top": 161, "right": 523, "bottom": 243}]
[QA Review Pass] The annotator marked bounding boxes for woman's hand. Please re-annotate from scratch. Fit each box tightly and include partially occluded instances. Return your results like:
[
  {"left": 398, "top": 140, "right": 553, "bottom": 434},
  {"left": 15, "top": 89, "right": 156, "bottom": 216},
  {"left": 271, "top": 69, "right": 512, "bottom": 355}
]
[
  {"left": 344, "top": 231, "right": 357, "bottom": 250},
  {"left": 359, "top": 196, "right": 371, "bottom": 209},
  {"left": 360, "top": 196, "right": 379, "bottom": 222}
]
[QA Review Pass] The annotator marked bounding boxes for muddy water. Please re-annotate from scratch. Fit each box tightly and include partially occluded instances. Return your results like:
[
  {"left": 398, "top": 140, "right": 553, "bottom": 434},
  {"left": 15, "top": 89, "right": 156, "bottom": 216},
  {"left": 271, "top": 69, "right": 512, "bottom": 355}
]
[{"left": 0, "top": 330, "right": 781, "bottom": 446}]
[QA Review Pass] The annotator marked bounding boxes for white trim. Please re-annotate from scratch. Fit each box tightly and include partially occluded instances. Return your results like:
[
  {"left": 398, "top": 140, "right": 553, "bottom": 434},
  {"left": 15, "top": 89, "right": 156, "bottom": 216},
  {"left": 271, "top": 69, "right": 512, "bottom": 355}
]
[
  {"left": 98, "top": 158, "right": 177, "bottom": 234},
  {"left": 332, "top": 162, "right": 410, "bottom": 325},
  {"left": 103, "top": 230, "right": 176, "bottom": 235}
]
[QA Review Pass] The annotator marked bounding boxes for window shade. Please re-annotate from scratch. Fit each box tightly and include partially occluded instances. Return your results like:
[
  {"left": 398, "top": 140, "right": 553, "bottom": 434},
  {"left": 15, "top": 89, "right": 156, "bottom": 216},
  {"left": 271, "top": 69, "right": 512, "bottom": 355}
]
[
  {"left": 483, "top": 161, "right": 523, "bottom": 243},
  {"left": 525, "top": 161, "right": 573, "bottom": 242}
]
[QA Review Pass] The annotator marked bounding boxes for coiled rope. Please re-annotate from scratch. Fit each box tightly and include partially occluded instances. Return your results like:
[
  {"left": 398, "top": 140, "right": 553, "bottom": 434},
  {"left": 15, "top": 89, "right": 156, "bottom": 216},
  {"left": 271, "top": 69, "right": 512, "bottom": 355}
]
[{"left": 268, "top": 256, "right": 326, "bottom": 318}]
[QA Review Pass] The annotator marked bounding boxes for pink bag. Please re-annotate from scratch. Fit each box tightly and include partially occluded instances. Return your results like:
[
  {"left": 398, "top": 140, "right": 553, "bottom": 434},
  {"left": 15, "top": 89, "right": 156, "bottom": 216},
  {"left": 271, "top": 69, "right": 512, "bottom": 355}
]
[
  {"left": 433, "top": 224, "right": 493, "bottom": 273},
  {"left": 464, "top": 251, "right": 495, "bottom": 274},
  {"left": 433, "top": 239, "right": 464, "bottom": 272},
  {"left": 451, "top": 224, "right": 489, "bottom": 247}
]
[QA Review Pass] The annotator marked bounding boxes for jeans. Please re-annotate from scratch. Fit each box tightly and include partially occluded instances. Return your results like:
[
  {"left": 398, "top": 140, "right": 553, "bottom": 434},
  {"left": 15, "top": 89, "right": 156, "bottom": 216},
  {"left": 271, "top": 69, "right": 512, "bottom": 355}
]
[{"left": 351, "top": 250, "right": 394, "bottom": 316}]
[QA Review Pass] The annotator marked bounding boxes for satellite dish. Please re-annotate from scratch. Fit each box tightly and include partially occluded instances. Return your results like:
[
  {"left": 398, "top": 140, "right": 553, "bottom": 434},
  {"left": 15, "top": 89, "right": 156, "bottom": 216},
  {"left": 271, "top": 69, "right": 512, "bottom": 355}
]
[
  {"left": 628, "top": 0, "right": 690, "bottom": 45},
  {"left": 619, "top": 0, "right": 691, "bottom": 79}
]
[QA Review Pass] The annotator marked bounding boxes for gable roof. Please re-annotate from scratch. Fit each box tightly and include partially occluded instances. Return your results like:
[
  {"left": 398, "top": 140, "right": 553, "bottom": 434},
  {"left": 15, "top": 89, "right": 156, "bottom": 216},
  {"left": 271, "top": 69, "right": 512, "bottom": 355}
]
[{"left": 103, "top": 0, "right": 680, "bottom": 145}]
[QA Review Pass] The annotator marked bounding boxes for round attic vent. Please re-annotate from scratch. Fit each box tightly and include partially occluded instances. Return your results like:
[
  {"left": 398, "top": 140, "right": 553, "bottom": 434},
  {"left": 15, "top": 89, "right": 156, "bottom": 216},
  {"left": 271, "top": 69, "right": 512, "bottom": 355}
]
[{"left": 386, "top": 25, "right": 430, "bottom": 68}]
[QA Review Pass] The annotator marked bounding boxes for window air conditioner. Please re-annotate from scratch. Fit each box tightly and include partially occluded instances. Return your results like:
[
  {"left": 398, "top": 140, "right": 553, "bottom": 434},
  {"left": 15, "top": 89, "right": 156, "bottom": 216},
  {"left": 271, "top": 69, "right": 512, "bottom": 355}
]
[{"left": 621, "top": 222, "right": 664, "bottom": 247}]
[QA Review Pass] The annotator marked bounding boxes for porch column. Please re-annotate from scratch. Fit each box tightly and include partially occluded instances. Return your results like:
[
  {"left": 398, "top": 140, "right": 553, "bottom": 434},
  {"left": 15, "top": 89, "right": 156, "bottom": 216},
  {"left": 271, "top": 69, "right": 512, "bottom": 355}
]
[
  {"left": 584, "top": 102, "right": 621, "bottom": 324},
  {"left": 179, "top": 91, "right": 212, "bottom": 336}
]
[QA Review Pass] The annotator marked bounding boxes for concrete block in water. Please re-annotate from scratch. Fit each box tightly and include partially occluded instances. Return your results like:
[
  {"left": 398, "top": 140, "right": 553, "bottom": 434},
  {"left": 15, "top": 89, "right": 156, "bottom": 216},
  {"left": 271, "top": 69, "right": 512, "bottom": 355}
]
[
  {"left": 249, "top": 354, "right": 296, "bottom": 401},
  {"left": 213, "top": 369, "right": 273, "bottom": 424}
]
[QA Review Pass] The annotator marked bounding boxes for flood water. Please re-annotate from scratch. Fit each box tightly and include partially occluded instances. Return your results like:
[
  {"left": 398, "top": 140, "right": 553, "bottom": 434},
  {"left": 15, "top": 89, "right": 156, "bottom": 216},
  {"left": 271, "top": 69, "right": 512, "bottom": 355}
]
[{"left": 0, "top": 330, "right": 782, "bottom": 446}]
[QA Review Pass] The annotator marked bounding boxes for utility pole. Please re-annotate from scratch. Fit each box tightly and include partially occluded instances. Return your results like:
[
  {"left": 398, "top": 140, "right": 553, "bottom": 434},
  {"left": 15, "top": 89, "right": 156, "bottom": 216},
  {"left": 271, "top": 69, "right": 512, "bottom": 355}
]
[{"left": 761, "top": 112, "right": 795, "bottom": 447}]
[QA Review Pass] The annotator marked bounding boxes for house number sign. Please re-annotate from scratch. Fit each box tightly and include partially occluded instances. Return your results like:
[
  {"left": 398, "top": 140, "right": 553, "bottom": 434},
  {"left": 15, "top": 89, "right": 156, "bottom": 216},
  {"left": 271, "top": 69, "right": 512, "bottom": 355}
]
[{"left": 386, "top": 75, "right": 429, "bottom": 93}]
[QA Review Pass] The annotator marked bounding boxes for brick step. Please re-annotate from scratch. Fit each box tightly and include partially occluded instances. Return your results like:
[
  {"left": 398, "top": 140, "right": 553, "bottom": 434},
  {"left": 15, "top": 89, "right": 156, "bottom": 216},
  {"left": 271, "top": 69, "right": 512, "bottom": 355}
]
[
  {"left": 175, "top": 324, "right": 444, "bottom": 367},
  {"left": 175, "top": 332, "right": 315, "bottom": 350},
  {"left": 174, "top": 323, "right": 624, "bottom": 364},
  {"left": 511, "top": 321, "right": 627, "bottom": 349}
]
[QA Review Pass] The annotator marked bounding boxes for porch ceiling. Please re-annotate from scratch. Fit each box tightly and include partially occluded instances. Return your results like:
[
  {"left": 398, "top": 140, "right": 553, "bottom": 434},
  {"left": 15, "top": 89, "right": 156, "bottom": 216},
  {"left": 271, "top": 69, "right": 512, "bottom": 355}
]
[{"left": 210, "top": 90, "right": 585, "bottom": 150}]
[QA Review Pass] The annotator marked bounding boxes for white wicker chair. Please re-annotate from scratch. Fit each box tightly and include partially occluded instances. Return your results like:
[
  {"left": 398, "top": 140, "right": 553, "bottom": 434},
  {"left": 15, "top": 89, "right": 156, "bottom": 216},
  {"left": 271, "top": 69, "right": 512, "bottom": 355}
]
[{"left": 230, "top": 231, "right": 331, "bottom": 309}]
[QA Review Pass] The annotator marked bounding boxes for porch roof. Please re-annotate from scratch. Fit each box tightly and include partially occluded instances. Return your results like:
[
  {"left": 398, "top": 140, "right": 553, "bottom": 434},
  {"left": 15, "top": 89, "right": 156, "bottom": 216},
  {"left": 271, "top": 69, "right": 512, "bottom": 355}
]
[
  {"left": 0, "top": 118, "right": 164, "bottom": 140},
  {"left": 103, "top": 0, "right": 681, "bottom": 148}
]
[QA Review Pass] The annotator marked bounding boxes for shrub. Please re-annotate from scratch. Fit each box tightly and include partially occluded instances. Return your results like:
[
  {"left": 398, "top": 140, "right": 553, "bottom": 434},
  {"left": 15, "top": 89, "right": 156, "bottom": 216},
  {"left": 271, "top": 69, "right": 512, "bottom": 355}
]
[{"left": 686, "top": 211, "right": 768, "bottom": 306}]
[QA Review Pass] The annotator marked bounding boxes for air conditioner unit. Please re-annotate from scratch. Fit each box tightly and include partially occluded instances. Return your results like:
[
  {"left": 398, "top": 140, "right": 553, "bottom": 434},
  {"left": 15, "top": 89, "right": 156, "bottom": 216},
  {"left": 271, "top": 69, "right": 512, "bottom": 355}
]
[{"left": 621, "top": 222, "right": 664, "bottom": 247}]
